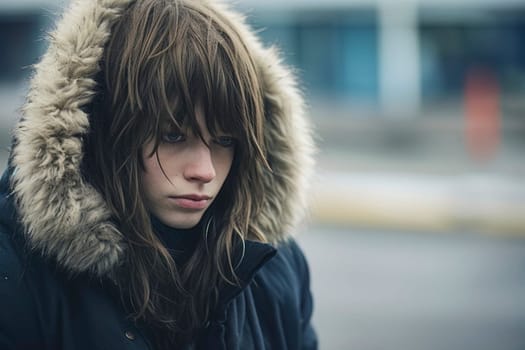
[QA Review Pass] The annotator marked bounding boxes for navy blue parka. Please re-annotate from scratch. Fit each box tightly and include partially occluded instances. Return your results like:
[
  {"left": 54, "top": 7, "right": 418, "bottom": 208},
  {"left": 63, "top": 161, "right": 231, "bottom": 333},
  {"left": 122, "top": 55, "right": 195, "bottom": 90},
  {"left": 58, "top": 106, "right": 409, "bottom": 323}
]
[{"left": 0, "top": 0, "right": 317, "bottom": 349}]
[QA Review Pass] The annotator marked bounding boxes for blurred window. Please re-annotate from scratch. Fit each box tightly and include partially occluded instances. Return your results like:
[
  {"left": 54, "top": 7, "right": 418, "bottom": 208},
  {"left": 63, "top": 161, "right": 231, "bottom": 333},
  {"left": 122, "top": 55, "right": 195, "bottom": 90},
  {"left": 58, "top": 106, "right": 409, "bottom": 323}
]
[
  {"left": 0, "top": 13, "right": 48, "bottom": 82},
  {"left": 248, "top": 9, "right": 379, "bottom": 103},
  {"left": 420, "top": 8, "right": 525, "bottom": 103}
]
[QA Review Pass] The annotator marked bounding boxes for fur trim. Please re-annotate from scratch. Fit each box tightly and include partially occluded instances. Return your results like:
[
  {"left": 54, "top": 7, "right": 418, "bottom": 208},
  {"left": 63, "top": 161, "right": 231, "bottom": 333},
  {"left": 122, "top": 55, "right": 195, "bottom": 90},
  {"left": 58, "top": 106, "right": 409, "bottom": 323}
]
[
  {"left": 11, "top": 0, "right": 314, "bottom": 276},
  {"left": 217, "top": 3, "right": 315, "bottom": 242}
]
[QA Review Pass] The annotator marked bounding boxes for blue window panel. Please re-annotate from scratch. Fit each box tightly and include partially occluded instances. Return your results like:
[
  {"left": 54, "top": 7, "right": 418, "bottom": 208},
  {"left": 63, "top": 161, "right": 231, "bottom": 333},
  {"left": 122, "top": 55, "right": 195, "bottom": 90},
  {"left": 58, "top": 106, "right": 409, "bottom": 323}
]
[
  {"left": 254, "top": 24, "right": 302, "bottom": 70},
  {"left": 295, "top": 19, "right": 378, "bottom": 101},
  {"left": 340, "top": 25, "right": 378, "bottom": 101},
  {"left": 297, "top": 24, "right": 339, "bottom": 94},
  {"left": 420, "top": 10, "right": 525, "bottom": 102},
  {"left": 0, "top": 13, "right": 50, "bottom": 82},
  {"left": 247, "top": 10, "right": 379, "bottom": 103}
]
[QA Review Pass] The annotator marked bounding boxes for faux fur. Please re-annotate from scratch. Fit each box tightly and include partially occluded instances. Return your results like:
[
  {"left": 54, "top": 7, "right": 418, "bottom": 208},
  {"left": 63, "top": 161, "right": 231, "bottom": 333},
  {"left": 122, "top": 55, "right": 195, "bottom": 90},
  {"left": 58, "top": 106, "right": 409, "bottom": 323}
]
[{"left": 10, "top": 0, "right": 314, "bottom": 277}]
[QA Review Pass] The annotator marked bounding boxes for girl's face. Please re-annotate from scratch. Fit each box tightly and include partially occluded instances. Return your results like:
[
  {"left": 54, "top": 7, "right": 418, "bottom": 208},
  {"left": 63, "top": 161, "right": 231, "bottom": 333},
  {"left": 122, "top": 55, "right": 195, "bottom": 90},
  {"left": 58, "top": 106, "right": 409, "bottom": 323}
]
[{"left": 140, "top": 105, "right": 235, "bottom": 229}]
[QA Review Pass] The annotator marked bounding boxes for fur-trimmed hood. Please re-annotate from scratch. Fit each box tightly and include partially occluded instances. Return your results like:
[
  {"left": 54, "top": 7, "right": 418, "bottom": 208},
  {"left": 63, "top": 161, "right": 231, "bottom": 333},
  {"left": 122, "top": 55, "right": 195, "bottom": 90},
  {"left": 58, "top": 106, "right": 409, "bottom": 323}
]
[{"left": 9, "top": 0, "right": 314, "bottom": 278}]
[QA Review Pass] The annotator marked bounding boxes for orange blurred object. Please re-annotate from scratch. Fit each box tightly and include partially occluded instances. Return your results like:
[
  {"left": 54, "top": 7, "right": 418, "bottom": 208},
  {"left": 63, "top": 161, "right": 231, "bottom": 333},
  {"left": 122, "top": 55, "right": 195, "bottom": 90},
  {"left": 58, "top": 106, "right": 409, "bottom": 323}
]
[{"left": 464, "top": 67, "right": 501, "bottom": 161}]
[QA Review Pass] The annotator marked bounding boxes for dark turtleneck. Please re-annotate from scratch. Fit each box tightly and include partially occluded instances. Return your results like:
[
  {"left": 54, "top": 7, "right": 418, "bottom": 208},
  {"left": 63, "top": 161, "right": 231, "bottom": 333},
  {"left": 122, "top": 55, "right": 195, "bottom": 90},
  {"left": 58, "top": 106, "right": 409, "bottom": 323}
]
[{"left": 150, "top": 215, "right": 202, "bottom": 265}]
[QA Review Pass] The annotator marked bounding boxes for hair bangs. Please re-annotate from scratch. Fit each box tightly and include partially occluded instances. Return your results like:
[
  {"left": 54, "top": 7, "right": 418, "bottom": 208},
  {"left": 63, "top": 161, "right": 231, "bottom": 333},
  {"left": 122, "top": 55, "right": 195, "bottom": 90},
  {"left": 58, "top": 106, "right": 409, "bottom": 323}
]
[{"left": 130, "top": 1, "right": 266, "bottom": 162}]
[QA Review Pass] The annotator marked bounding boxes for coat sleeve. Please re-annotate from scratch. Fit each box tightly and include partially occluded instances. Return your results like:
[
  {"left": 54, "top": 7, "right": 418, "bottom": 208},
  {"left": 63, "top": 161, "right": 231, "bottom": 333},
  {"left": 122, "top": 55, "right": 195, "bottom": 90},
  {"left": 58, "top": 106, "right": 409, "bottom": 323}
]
[{"left": 288, "top": 239, "right": 318, "bottom": 350}]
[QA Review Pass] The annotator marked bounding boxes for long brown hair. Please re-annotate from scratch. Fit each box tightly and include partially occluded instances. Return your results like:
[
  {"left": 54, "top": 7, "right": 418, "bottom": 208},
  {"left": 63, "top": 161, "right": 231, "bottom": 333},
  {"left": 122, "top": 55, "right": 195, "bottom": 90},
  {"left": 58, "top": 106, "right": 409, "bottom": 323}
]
[{"left": 83, "top": 0, "right": 268, "bottom": 346}]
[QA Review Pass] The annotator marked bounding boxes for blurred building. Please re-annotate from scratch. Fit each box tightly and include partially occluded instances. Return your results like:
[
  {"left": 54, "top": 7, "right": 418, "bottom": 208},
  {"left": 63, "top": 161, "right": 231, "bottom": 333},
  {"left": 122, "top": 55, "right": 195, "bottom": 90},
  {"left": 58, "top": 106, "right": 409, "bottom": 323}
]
[
  {"left": 238, "top": 0, "right": 525, "bottom": 117},
  {"left": 235, "top": 0, "right": 525, "bottom": 174},
  {"left": 2, "top": 0, "right": 524, "bottom": 113},
  {"left": 0, "top": 1, "right": 64, "bottom": 81},
  {"left": 0, "top": 0, "right": 63, "bottom": 127}
]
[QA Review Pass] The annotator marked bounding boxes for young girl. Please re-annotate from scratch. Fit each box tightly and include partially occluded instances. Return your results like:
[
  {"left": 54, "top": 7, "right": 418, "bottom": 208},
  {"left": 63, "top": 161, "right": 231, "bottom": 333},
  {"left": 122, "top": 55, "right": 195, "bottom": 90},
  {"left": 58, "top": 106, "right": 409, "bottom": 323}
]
[{"left": 0, "top": 0, "right": 316, "bottom": 349}]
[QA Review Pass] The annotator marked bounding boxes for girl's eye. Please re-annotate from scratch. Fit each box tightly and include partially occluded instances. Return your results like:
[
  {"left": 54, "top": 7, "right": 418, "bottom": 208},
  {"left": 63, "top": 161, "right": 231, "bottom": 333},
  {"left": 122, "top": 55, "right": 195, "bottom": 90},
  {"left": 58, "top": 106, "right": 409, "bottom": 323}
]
[
  {"left": 162, "top": 132, "right": 186, "bottom": 144},
  {"left": 214, "top": 136, "right": 236, "bottom": 148}
]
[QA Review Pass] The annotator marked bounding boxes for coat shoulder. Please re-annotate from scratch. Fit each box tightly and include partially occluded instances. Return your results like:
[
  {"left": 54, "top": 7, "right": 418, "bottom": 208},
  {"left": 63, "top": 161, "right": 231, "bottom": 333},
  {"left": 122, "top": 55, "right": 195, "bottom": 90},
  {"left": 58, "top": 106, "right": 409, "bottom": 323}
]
[
  {"left": 270, "top": 238, "right": 311, "bottom": 282},
  {"left": 251, "top": 238, "right": 313, "bottom": 309},
  {"left": 227, "top": 238, "right": 317, "bottom": 349}
]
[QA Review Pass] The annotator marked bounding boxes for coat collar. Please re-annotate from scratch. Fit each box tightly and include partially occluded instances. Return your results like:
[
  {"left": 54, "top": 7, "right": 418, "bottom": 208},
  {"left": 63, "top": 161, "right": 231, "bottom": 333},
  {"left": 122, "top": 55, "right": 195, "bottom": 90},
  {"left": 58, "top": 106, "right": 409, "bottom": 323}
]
[{"left": 220, "top": 240, "right": 277, "bottom": 305}]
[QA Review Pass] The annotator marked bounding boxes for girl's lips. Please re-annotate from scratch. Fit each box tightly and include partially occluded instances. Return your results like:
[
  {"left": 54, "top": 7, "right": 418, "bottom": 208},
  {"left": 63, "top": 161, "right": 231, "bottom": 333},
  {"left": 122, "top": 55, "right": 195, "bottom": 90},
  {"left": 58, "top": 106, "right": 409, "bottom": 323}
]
[{"left": 169, "top": 195, "right": 211, "bottom": 210}]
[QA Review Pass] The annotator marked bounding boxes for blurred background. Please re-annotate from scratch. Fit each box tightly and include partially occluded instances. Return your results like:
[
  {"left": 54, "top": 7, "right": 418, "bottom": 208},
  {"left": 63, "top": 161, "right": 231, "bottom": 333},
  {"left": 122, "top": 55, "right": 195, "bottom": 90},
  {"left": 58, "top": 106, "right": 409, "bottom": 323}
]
[{"left": 1, "top": 0, "right": 525, "bottom": 349}]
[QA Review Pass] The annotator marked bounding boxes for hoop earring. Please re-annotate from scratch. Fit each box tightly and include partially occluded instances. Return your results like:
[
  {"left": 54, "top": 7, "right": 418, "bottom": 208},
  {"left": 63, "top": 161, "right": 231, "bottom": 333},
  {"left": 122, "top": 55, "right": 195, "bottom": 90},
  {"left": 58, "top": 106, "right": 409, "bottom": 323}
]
[
  {"left": 203, "top": 215, "right": 214, "bottom": 254},
  {"left": 234, "top": 239, "right": 246, "bottom": 270}
]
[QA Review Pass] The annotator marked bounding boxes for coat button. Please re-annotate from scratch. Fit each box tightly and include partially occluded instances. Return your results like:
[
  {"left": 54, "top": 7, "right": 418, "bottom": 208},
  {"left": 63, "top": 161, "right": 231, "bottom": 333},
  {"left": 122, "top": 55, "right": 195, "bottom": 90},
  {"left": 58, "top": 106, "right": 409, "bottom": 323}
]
[{"left": 124, "top": 330, "right": 136, "bottom": 341}]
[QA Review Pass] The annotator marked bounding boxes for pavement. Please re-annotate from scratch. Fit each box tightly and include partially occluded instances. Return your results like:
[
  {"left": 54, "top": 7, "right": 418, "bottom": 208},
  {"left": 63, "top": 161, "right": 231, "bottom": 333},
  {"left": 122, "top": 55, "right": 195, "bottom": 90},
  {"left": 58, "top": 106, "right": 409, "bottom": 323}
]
[{"left": 297, "top": 226, "right": 525, "bottom": 350}]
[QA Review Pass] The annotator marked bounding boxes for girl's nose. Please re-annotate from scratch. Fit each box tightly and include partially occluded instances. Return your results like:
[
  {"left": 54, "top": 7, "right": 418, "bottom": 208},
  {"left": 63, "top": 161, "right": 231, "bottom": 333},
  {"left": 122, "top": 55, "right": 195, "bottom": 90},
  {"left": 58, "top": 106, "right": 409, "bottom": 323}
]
[{"left": 183, "top": 143, "right": 216, "bottom": 183}]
